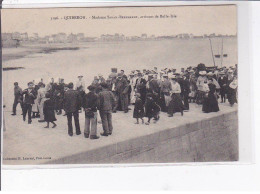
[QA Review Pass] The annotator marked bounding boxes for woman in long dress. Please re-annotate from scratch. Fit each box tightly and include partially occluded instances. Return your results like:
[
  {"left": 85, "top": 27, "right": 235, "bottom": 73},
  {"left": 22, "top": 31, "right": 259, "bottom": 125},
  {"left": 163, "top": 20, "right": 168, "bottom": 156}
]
[
  {"left": 227, "top": 74, "right": 238, "bottom": 107},
  {"left": 167, "top": 76, "right": 184, "bottom": 117},
  {"left": 202, "top": 78, "right": 219, "bottom": 113}
]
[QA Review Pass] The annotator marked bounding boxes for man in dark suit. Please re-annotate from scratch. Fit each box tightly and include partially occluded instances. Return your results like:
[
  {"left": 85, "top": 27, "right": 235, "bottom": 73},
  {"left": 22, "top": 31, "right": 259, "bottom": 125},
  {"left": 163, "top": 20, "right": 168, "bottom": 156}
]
[
  {"left": 115, "top": 73, "right": 129, "bottom": 113},
  {"left": 63, "top": 82, "right": 81, "bottom": 136},
  {"left": 22, "top": 82, "right": 37, "bottom": 124},
  {"left": 11, "top": 82, "right": 23, "bottom": 116},
  {"left": 218, "top": 72, "right": 228, "bottom": 103},
  {"left": 179, "top": 74, "right": 190, "bottom": 110}
]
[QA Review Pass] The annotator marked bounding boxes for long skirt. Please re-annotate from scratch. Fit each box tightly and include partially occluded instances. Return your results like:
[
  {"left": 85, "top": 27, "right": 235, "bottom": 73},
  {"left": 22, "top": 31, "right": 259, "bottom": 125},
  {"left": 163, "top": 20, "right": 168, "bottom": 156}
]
[
  {"left": 227, "top": 88, "right": 237, "bottom": 105},
  {"left": 202, "top": 93, "right": 219, "bottom": 113},
  {"left": 130, "top": 88, "right": 136, "bottom": 104},
  {"left": 32, "top": 99, "right": 39, "bottom": 113},
  {"left": 44, "top": 110, "right": 57, "bottom": 122},
  {"left": 158, "top": 93, "right": 166, "bottom": 112},
  {"left": 167, "top": 93, "right": 184, "bottom": 115},
  {"left": 133, "top": 108, "right": 144, "bottom": 118}
]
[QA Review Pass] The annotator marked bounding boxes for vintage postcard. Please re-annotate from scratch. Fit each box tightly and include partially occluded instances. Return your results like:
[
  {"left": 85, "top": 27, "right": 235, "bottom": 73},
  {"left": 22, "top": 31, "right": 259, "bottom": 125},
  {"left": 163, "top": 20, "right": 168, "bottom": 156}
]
[{"left": 1, "top": 5, "right": 238, "bottom": 165}]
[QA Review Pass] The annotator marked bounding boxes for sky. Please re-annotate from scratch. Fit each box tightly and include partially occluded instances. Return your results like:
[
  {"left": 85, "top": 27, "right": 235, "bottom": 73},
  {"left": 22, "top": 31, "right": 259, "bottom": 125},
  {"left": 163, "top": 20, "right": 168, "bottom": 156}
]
[{"left": 1, "top": 5, "right": 237, "bottom": 37}]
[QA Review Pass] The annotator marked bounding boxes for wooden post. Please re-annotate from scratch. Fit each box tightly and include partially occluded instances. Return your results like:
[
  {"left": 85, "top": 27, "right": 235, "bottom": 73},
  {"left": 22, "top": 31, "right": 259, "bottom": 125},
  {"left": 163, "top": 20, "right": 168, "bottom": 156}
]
[{"left": 209, "top": 38, "right": 216, "bottom": 67}]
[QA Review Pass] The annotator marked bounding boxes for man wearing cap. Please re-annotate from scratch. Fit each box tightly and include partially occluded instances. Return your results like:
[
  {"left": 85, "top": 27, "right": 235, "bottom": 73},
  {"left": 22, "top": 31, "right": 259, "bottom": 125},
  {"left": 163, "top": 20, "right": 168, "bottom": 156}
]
[
  {"left": 82, "top": 85, "right": 99, "bottom": 139},
  {"left": 98, "top": 74, "right": 106, "bottom": 84},
  {"left": 97, "top": 83, "right": 115, "bottom": 136},
  {"left": 75, "top": 75, "right": 85, "bottom": 112},
  {"left": 56, "top": 78, "right": 65, "bottom": 115},
  {"left": 180, "top": 74, "right": 191, "bottom": 110},
  {"left": 218, "top": 72, "right": 228, "bottom": 103},
  {"left": 115, "top": 73, "right": 129, "bottom": 113},
  {"left": 11, "top": 82, "right": 23, "bottom": 116},
  {"left": 64, "top": 82, "right": 81, "bottom": 136},
  {"left": 109, "top": 68, "right": 118, "bottom": 82},
  {"left": 160, "top": 74, "right": 171, "bottom": 112},
  {"left": 22, "top": 82, "right": 37, "bottom": 124}
]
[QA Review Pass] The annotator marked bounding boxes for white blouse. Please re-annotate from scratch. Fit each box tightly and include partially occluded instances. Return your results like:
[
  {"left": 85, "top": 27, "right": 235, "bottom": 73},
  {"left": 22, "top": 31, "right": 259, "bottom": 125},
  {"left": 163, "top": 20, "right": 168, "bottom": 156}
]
[{"left": 170, "top": 82, "right": 181, "bottom": 94}]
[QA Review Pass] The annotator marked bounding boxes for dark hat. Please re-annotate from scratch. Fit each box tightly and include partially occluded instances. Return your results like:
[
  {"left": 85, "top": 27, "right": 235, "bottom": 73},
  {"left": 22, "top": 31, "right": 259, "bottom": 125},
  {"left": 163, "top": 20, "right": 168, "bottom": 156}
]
[
  {"left": 111, "top": 68, "right": 117, "bottom": 73},
  {"left": 100, "top": 82, "right": 108, "bottom": 88},
  {"left": 87, "top": 85, "right": 95, "bottom": 91},
  {"left": 14, "top": 82, "right": 18, "bottom": 85},
  {"left": 146, "top": 93, "right": 153, "bottom": 98},
  {"left": 45, "top": 92, "right": 51, "bottom": 98},
  {"left": 68, "top": 82, "right": 74, "bottom": 89},
  {"left": 27, "top": 81, "right": 34, "bottom": 86}
]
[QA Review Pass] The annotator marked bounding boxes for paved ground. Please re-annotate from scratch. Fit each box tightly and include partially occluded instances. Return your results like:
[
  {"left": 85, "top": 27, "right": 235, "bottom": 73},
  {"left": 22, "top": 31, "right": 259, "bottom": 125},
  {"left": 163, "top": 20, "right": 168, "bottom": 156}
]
[{"left": 2, "top": 102, "right": 238, "bottom": 165}]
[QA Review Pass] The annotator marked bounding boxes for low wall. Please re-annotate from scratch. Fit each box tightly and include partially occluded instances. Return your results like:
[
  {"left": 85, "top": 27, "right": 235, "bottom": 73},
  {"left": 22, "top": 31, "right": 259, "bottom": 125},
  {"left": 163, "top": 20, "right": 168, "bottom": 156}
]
[{"left": 47, "top": 110, "right": 238, "bottom": 164}]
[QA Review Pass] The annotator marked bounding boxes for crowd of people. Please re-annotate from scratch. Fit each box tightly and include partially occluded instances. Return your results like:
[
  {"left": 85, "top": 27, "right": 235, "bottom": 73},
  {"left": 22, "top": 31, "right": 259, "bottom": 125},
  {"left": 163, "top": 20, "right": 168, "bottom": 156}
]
[{"left": 11, "top": 63, "right": 238, "bottom": 139}]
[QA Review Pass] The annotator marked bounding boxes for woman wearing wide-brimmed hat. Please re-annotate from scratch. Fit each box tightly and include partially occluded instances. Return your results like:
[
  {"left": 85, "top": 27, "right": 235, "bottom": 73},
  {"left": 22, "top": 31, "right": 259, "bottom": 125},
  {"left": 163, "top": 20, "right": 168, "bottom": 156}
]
[
  {"left": 202, "top": 78, "right": 219, "bottom": 113},
  {"left": 167, "top": 75, "right": 184, "bottom": 117}
]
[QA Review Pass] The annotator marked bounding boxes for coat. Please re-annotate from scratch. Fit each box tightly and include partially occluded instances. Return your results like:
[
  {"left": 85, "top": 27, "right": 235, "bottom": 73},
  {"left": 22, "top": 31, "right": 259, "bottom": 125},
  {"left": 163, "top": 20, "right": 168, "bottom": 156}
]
[
  {"left": 22, "top": 88, "right": 37, "bottom": 105},
  {"left": 133, "top": 98, "right": 144, "bottom": 118},
  {"left": 147, "top": 79, "right": 160, "bottom": 94},
  {"left": 97, "top": 89, "right": 115, "bottom": 112},
  {"left": 115, "top": 78, "right": 128, "bottom": 94},
  {"left": 83, "top": 92, "right": 98, "bottom": 112},
  {"left": 63, "top": 89, "right": 81, "bottom": 113},
  {"left": 160, "top": 80, "right": 171, "bottom": 94},
  {"left": 43, "top": 99, "right": 57, "bottom": 122},
  {"left": 145, "top": 97, "right": 160, "bottom": 118},
  {"left": 202, "top": 83, "right": 219, "bottom": 113}
]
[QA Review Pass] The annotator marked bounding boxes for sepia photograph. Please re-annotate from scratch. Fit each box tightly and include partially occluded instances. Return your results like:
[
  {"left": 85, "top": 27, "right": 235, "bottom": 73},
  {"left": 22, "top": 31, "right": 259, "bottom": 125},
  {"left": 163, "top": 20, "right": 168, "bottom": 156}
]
[{"left": 1, "top": 5, "right": 238, "bottom": 165}]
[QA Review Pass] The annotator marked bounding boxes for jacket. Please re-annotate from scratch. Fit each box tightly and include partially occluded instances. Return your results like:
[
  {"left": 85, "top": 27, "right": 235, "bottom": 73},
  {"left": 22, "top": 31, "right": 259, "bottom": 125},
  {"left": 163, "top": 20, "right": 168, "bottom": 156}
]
[
  {"left": 83, "top": 92, "right": 98, "bottom": 112},
  {"left": 97, "top": 89, "right": 115, "bottom": 112},
  {"left": 22, "top": 88, "right": 37, "bottom": 105},
  {"left": 63, "top": 89, "right": 81, "bottom": 113}
]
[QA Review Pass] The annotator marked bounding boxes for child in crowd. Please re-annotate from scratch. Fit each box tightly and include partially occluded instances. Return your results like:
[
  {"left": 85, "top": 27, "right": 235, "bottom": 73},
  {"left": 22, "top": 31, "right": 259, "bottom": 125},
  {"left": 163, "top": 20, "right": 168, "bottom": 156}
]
[
  {"left": 133, "top": 93, "right": 144, "bottom": 124},
  {"left": 43, "top": 92, "right": 57, "bottom": 128},
  {"left": 144, "top": 93, "right": 160, "bottom": 125}
]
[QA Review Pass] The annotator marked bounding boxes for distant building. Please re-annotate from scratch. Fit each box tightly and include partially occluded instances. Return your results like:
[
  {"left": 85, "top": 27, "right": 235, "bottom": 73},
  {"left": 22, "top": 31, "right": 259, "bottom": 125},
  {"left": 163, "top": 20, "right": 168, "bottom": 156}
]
[
  {"left": 52, "top": 33, "right": 67, "bottom": 43},
  {"left": 150, "top": 35, "right": 155, "bottom": 39},
  {"left": 20, "top": 33, "right": 29, "bottom": 41},
  {"left": 67, "top": 33, "right": 78, "bottom": 42},
  {"left": 2, "top": 33, "right": 12, "bottom": 41},
  {"left": 141, "top": 33, "right": 147, "bottom": 39},
  {"left": 130, "top": 36, "right": 141, "bottom": 41},
  {"left": 84, "top": 37, "right": 97, "bottom": 42},
  {"left": 12, "top": 32, "right": 21, "bottom": 40},
  {"left": 33, "top": 33, "right": 39, "bottom": 40},
  {"left": 76, "top": 33, "right": 85, "bottom": 41},
  {"left": 1, "top": 33, "right": 17, "bottom": 47}
]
